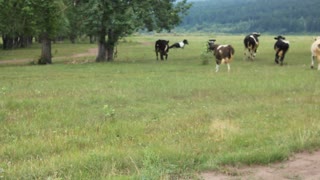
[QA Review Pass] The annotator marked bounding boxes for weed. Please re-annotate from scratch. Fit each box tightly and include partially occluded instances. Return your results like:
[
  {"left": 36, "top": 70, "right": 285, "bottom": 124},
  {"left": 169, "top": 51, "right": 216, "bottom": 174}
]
[{"left": 103, "top": 104, "right": 115, "bottom": 120}]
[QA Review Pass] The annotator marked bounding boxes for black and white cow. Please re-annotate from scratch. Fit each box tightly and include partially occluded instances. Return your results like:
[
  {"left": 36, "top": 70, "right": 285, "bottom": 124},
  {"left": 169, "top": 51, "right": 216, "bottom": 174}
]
[
  {"left": 155, "top": 39, "right": 169, "bottom": 60},
  {"left": 210, "top": 43, "right": 235, "bottom": 72},
  {"left": 311, "top": 37, "right": 320, "bottom": 70},
  {"left": 244, "top": 32, "right": 260, "bottom": 60},
  {"left": 169, "top": 39, "right": 188, "bottom": 49},
  {"left": 274, "top": 35, "right": 290, "bottom": 65}
]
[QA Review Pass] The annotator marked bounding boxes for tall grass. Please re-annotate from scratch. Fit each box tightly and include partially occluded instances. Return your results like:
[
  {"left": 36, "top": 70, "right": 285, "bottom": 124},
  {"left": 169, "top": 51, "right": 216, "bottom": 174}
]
[{"left": 0, "top": 35, "right": 320, "bottom": 179}]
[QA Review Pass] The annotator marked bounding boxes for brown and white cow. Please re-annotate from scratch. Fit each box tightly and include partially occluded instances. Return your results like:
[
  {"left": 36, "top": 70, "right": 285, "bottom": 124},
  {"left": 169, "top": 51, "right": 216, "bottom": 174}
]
[
  {"left": 244, "top": 32, "right": 260, "bottom": 60},
  {"left": 210, "top": 44, "right": 235, "bottom": 72},
  {"left": 311, "top": 37, "right": 320, "bottom": 70},
  {"left": 274, "top": 35, "right": 289, "bottom": 65},
  {"left": 155, "top": 39, "right": 169, "bottom": 60}
]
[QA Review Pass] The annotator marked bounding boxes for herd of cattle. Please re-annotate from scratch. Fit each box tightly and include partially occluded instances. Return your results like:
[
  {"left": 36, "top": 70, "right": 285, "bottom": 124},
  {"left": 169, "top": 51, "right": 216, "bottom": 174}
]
[{"left": 155, "top": 33, "right": 320, "bottom": 72}]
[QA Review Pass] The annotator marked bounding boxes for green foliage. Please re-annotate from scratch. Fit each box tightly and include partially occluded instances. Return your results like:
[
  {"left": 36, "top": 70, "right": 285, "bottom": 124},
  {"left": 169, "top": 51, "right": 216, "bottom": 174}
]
[
  {"left": 31, "top": 0, "right": 67, "bottom": 38},
  {"left": 0, "top": 0, "right": 67, "bottom": 39},
  {"left": 79, "top": 0, "right": 191, "bottom": 61},
  {"left": 200, "top": 41, "right": 211, "bottom": 65},
  {"left": 179, "top": 0, "right": 320, "bottom": 33}
]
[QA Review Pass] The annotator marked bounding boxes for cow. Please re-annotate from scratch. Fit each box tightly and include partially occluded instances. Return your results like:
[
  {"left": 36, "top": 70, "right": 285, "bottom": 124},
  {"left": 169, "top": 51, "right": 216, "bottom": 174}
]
[
  {"left": 244, "top": 32, "right": 260, "bottom": 60},
  {"left": 311, "top": 37, "right": 320, "bottom": 70},
  {"left": 274, "top": 35, "right": 289, "bottom": 65},
  {"left": 169, "top": 39, "right": 188, "bottom": 49},
  {"left": 155, "top": 39, "right": 169, "bottom": 60},
  {"left": 207, "top": 39, "right": 216, "bottom": 52},
  {"left": 210, "top": 43, "right": 235, "bottom": 72}
]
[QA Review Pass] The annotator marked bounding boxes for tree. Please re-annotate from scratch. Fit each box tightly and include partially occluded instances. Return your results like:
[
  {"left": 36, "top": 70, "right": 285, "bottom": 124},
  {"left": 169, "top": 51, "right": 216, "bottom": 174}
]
[
  {"left": 0, "top": 0, "right": 35, "bottom": 49},
  {"left": 31, "top": 0, "right": 67, "bottom": 64},
  {"left": 64, "top": 0, "right": 84, "bottom": 43},
  {"left": 81, "top": 0, "right": 191, "bottom": 62}
]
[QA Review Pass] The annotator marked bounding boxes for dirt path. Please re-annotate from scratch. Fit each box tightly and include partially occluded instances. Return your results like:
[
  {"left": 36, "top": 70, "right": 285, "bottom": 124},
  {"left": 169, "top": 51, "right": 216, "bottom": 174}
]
[
  {"left": 201, "top": 150, "right": 320, "bottom": 180},
  {"left": 0, "top": 48, "right": 97, "bottom": 65}
]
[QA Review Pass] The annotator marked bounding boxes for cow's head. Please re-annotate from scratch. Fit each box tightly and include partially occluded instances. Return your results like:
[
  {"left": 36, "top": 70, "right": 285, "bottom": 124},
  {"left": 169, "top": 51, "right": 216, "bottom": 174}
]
[
  {"left": 207, "top": 39, "right": 216, "bottom": 52},
  {"left": 314, "top": 37, "right": 320, "bottom": 41},
  {"left": 183, "top": 39, "right": 189, "bottom": 45},
  {"left": 274, "top": 35, "right": 286, "bottom": 40}
]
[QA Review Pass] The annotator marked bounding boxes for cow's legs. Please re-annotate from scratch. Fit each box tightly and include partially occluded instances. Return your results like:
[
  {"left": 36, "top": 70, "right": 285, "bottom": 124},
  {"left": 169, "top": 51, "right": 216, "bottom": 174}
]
[
  {"left": 215, "top": 64, "right": 220, "bottom": 72},
  {"left": 227, "top": 63, "right": 231, "bottom": 72},
  {"left": 244, "top": 49, "right": 248, "bottom": 60},
  {"left": 252, "top": 48, "right": 257, "bottom": 60},
  {"left": 244, "top": 49, "right": 252, "bottom": 60},
  {"left": 215, "top": 59, "right": 221, "bottom": 72},
  {"left": 249, "top": 49, "right": 254, "bottom": 60},
  {"left": 311, "top": 55, "right": 315, "bottom": 69},
  {"left": 317, "top": 55, "right": 320, "bottom": 70},
  {"left": 275, "top": 50, "right": 280, "bottom": 64},
  {"left": 156, "top": 51, "right": 159, "bottom": 60},
  {"left": 280, "top": 52, "right": 286, "bottom": 66}
]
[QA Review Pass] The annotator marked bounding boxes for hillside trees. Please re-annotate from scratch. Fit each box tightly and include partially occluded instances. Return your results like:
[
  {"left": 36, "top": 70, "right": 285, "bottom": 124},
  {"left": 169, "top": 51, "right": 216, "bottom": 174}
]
[
  {"left": 81, "top": 0, "right": 191, "bottom": 62},
  {"left": 179, "top": 0, "right": 320, "bottom": 33}
]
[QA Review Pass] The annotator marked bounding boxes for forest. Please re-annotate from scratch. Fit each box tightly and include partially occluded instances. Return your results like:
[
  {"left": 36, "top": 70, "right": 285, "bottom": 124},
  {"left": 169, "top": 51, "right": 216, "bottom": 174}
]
[
  {"left": 176, "top": 0, "right": 320, "bottom": 34},
  {"left": 0, "top": 0, "right": 190, "bottom": 63}
]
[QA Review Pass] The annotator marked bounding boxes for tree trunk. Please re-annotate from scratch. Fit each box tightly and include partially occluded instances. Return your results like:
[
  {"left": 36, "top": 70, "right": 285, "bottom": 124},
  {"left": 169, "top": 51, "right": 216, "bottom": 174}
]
[
  {"left": 2, "top": 35, "right": 14, "bottom": 49},
  {"left": 38, "top": 33, "right": 52, "bottom": 64},
  {"left": 106, "top": 44, "right": 114, "bottom": 61},
  {"left": 89, "top": 35, "right": 96, "bottom": 44},
  {"left": 96, "top": 29, "right": 107, "bottom": 62},
  {"left": 20, "top": 35, "right": 33, "bottom": 48},
  {"left": 106, "top": 29, "right": 116, "bottom": 61},
  {"left": 96, "top": 28, "right": 118, "bottom": 62},
  {"left": 69, "top": 34, "right": 76, "bottom": 44}
]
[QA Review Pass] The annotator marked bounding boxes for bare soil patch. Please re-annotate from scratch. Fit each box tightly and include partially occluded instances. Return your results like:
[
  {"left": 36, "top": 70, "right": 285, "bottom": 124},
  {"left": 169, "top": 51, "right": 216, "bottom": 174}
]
[
  {"left": 201, "top": 150, "right": 320, "bottom": 180},
  {"left": 0, "top": 48, "right": 97, "bottom": 65}
]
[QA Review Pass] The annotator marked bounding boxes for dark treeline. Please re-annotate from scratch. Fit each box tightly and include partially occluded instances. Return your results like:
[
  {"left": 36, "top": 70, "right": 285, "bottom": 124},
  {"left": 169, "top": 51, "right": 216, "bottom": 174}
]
[{"left": 177, "top": 0, "right": 320, "bottom": 33}]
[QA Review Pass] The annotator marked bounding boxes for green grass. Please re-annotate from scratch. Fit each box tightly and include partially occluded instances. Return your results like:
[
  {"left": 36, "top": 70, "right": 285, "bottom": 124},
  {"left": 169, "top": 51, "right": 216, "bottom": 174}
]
[{"left": 1, "top": 34, "right": 320, "bottom": 179}]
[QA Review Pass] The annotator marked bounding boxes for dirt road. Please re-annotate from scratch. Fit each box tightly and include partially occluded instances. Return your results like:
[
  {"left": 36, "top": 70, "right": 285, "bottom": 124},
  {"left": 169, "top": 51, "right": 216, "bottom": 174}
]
[{"left": 202, "top": 151, "right": 320, "bottom": 180}]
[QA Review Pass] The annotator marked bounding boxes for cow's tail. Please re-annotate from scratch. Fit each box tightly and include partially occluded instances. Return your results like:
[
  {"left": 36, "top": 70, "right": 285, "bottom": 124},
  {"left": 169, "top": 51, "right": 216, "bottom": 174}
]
[
  {"left": 169, "top": 44, "right": 174, "bottom": 49},
  {"left": 229, "top": 46, "right": 235, "bottom": 62}
]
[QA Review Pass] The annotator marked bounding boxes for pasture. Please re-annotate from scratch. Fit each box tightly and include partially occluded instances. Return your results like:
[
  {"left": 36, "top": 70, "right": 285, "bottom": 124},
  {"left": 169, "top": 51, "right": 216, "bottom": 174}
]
[{"left": 0, "top": 35, "right": 320, "bottom": 179}]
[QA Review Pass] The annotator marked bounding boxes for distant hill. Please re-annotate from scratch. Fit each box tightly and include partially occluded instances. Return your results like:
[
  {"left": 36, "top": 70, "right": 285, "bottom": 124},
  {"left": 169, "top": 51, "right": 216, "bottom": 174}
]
[{"left": 177, "top": 0, "right": 320, "bottom": 33}]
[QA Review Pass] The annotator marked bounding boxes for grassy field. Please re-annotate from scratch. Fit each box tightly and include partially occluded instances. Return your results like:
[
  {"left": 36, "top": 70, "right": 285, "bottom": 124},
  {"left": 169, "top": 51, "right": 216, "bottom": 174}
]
[{"left": 0, "top": 34, "right": 320, "bottom": 179}]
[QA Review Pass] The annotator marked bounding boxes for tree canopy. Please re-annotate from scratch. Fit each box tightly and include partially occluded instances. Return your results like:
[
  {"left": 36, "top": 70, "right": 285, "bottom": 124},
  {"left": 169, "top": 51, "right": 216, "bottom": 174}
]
[
  {"left": 0, "top": 0, "right": 191, "bottom": 63},
  {"left": 80, "top": 0, "right": 191, "bottom": 61},
  {"left": 177, "top": 0, "right": 320, "bottom": 34}
]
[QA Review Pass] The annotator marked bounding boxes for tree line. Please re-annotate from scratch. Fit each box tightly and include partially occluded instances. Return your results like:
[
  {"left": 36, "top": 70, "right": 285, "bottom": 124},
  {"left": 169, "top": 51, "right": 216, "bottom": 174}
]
[
  {"left": 177, "top": 0, "right": 320, "bottom": 34},
  {"left": 0, "top": 0, "right": 191, "bottom": 64}
]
